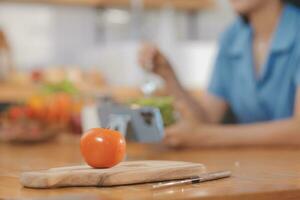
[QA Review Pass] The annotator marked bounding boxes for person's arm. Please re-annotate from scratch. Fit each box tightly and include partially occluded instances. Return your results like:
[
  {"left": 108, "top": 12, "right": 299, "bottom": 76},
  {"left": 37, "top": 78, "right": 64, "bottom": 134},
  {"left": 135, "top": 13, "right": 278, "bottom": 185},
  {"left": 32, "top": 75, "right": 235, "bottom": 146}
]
[
  {"left": 138, "top": 44, "right": 227, "bottom": 123},
  {"left": 200, "top": 118, "right": 300, "bottom": 147},
  {"left": 164, "top": 88, "right": 300, "bottom": 148},
  {"left": 163, "top": 69, "right": 228, "bottom": 123}
]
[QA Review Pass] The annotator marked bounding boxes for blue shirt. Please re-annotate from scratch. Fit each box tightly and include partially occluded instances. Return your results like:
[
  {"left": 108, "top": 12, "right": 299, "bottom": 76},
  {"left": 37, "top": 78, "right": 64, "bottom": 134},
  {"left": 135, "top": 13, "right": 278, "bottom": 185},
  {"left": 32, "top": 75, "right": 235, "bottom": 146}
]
[{"left": 208, "top": 4, "right": 300, "bottom": 124}]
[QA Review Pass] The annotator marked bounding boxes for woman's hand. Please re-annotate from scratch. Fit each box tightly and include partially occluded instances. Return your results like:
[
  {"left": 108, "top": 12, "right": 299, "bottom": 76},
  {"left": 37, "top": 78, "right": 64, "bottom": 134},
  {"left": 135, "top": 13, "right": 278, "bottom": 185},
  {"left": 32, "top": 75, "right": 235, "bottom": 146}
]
[
  {"left": 163, "top": 120, "right": 212, "bottom": 148},
  {"left": 138, "top": 43, "right": 209, "bottom": 124},
  {"left": 138, "top": 43, "right": 174, "bottom": 80}
]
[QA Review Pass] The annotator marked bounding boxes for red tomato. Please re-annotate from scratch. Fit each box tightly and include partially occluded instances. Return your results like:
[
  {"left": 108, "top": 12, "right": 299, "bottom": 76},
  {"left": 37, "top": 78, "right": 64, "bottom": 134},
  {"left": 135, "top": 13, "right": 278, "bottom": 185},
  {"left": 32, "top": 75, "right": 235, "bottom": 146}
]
[
  {"left": 80, "top": 128, "right": 126, "bottom": 168},
  {"left": 8, "top": 107, "right": 25, "bottom": 120},
  {"left": 24, "top": 107, "right": 35, "bottom": 119}
]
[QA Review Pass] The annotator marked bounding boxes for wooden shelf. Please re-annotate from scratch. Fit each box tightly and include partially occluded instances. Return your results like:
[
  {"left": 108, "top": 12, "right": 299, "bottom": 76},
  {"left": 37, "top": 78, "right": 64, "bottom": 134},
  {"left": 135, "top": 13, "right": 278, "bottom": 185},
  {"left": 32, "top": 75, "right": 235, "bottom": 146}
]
[
  {"left": 0, "top": 84, "right": 36, "bottom": 103},
  {"left": 0, "top": 0, "right": 214, "bottom": 11}
]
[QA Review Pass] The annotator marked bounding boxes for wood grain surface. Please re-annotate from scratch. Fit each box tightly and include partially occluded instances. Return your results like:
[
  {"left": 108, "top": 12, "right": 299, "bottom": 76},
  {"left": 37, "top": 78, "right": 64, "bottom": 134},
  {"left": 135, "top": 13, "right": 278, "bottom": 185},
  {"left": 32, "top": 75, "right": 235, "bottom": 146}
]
[
  {"left": 20, "top": 160, "right": 206, "bottom": 188},
  {"left": 2, "top": 135, "right": 300, "bottom": 200}
]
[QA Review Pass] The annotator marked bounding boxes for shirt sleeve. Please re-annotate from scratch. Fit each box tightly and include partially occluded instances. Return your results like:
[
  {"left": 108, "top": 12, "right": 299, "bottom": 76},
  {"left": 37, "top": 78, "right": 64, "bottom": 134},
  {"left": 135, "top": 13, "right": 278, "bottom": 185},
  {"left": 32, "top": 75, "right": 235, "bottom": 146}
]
[
  {"left": 295, "top": 59, "right": 300, "bottom": 86},
  {"left": 207, "top": 36, "right": 231, "bottom": 102}
]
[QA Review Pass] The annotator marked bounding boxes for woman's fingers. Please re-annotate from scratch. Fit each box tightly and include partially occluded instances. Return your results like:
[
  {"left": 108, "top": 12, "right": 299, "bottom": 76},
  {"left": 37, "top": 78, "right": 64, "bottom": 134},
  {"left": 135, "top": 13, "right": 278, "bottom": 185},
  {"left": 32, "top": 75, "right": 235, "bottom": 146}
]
[
  {"left": 163, "top": 124, "right": 183, "bottom": 148},
  {"left": 164, "top": 133, "right": 181, "bottom": 148},
  {"left": 163, "top": 120, "right": 201, "bottom": 148},
  {"left": 138, "top": 43, "right": 174, "bottom": 79},
  {"left": 174, "top": 100, "right": 201, "bottom": 123},
  {"left": 138, "top": 43, "right": 157, "bottom": 71}
]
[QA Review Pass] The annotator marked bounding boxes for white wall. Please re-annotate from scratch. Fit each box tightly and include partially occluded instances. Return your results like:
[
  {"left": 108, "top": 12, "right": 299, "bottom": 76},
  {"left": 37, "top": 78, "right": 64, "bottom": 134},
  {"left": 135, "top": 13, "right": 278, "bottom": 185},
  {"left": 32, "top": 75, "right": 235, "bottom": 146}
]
[
  {"left": 0, "top": 3, "right": 55, "bottom": 69},
  {"left": 0, "top": 0, "right": 235, "bottom": 88}
]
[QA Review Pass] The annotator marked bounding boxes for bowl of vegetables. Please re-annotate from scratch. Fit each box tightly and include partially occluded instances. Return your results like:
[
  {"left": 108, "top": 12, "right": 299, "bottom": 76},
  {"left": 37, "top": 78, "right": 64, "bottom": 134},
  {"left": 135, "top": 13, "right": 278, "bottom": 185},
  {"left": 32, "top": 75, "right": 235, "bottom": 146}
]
[
  {"left": 129, "top": 96, "right": 176, "bottom": 127},
  {"left": 0, "top": 92, "right": 82, "bottom": 143}
]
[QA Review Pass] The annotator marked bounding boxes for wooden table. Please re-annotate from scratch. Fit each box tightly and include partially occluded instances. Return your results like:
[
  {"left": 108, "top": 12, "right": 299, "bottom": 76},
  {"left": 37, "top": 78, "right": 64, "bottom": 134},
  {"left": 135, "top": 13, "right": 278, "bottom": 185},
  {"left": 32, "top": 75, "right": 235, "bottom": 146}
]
[{"left": 1, "top": 135, "right": 300, "bottom": 200}]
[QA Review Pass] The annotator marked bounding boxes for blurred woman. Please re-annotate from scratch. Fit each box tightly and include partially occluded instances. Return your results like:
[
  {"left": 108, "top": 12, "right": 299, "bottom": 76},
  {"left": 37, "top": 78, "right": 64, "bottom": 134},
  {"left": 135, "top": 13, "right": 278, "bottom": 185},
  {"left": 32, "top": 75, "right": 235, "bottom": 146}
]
[{"left": 139, "top": 0, "right": 300, "bottom": 147}]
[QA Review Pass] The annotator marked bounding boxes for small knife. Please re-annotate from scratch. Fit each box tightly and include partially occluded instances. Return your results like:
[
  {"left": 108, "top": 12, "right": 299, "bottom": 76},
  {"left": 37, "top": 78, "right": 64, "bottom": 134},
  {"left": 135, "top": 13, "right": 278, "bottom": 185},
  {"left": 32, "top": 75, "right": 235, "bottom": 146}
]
[{"left": 152, "top": 171, "right": 231, "bottom": 189}]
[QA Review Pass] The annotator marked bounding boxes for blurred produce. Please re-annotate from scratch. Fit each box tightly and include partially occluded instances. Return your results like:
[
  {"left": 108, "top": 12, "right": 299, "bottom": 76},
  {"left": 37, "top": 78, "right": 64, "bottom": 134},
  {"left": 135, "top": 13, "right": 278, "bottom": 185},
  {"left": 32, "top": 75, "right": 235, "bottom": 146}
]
[
  {"left": 0, "top": 117, "right": 61, "bottom": 143},
  {"left": 0, "top": 89, "right": 83, "bottom": 143},
  {"left": 42, "top": 80, "right": 79, "bottom": 95},
  {"left": 129, "top": 97, "right": 176, "bottom": 127},
  {"left": 44, "top": 67, "right": 66, "bottom": 84},
  {"left": 3, "top": 66, "right": 106, "bottom": 92},
  {"left": 42, "top": 67, "right": 106, "bottom": 90},
  {"left": 0, "top": 65, "right": 107, "bottom": 104}
]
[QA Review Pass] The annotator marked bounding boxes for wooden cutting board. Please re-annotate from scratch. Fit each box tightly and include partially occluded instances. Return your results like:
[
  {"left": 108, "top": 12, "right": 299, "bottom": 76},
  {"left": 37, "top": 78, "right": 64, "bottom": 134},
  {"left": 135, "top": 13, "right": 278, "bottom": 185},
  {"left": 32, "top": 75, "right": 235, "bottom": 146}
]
[{"left": 20, "top": 160, "right": 206, "bottom": 188}]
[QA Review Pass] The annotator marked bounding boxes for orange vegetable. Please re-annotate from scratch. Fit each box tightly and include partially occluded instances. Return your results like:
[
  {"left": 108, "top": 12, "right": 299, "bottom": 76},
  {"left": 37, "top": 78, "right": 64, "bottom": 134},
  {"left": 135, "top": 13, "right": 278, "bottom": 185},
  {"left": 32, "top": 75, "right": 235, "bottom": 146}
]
[
  {"left": 80, "top": 128, "right": 126, "bottom": 168},
  {"left": 27, "top": 95, "right": 46, "bottom": 119}
]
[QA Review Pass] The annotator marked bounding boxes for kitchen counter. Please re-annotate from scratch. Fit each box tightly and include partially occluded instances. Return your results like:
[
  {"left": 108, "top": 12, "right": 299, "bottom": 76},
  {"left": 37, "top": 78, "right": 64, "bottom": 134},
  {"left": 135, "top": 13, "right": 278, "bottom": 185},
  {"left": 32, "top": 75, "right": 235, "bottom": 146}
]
[{"left": 1, "top": 135, "right": 300, "bottom": 199}]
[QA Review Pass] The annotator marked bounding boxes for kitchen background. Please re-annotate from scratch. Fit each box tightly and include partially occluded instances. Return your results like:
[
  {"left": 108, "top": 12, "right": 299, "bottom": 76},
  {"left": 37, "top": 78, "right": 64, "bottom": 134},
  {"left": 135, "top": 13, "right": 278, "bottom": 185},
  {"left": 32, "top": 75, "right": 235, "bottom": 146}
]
[{"left": 0, "top": 0, "right": 235, "bottom": 89}]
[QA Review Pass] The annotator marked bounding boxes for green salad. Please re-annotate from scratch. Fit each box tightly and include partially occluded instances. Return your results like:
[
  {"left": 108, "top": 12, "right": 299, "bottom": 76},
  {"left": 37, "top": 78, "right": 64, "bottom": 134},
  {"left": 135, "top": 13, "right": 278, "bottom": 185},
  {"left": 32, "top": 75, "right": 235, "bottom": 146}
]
[
  {"left": 41, "top": 80, "right": 79, "bottom": 95},
  {"left": 129, "top": 97, "right": 176, "bottom": 127}
]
